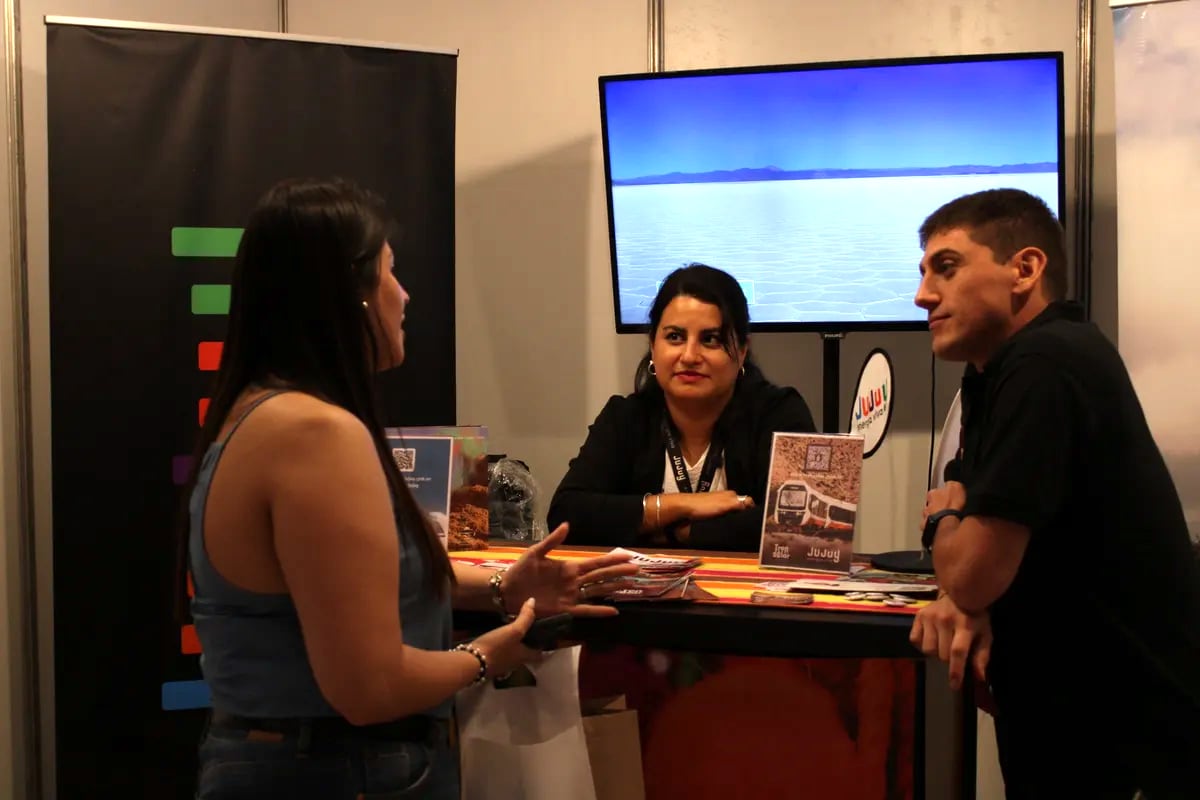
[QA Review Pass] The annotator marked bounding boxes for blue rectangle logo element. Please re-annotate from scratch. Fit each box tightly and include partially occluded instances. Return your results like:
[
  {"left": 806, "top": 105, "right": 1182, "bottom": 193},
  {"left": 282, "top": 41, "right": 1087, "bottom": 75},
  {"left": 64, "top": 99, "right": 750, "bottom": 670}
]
[{"left": 161, "top": 680, "right": 211, "bottom": 710}]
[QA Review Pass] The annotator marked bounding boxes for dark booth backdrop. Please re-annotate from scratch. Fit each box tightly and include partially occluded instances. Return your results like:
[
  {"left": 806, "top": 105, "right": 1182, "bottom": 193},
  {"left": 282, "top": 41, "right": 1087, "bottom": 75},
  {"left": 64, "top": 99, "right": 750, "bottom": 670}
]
[{"left": 46, "top": 20, "right": 457, "bottom": 798}]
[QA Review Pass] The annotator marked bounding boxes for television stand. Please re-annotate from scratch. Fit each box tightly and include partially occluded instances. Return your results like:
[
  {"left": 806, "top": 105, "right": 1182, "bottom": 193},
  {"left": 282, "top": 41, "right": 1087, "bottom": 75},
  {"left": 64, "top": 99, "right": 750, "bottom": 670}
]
[
  {"left": 820, "top": 332, "right": 844, "bottom": 433},
  {"left": 818, "top": 332, "right": 935, "bottom": 576}
]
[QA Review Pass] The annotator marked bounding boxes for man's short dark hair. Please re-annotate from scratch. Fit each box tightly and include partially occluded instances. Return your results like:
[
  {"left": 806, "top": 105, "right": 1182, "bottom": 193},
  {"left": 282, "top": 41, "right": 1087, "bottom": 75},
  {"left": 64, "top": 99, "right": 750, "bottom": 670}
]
[{"left": 918, "top": 188, "right": 1068, "bottom": 300}]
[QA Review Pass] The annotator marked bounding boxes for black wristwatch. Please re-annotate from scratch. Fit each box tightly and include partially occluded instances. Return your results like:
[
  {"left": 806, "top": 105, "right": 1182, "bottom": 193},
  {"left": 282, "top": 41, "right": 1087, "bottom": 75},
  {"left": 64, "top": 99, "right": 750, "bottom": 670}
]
[{"left": 922, "top": 508, "right": 963, "bottom": 551}]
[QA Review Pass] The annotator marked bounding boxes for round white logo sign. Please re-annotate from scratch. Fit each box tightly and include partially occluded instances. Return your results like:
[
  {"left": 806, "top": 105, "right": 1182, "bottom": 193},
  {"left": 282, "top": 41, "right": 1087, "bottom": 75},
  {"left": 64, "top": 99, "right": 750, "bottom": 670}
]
[{"left": 847, "top": 348, "right": 894, "bottom": 458}]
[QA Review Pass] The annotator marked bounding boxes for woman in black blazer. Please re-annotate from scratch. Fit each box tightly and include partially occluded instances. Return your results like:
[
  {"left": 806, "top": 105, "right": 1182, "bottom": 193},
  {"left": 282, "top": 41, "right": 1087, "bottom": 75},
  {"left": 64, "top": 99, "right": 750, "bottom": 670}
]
[{"left": 548, "top": 264, "right": 816, "bottom": 552}]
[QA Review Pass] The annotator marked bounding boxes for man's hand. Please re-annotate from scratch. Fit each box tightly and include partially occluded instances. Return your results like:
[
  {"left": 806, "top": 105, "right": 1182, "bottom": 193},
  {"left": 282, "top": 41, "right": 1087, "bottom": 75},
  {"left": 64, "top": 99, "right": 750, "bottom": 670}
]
[
  {"left": 909, "top": 594, "right": 991, "bottom": 691},
  {"left": 920, "top": 480, "right": 967, "bottom": 533}
]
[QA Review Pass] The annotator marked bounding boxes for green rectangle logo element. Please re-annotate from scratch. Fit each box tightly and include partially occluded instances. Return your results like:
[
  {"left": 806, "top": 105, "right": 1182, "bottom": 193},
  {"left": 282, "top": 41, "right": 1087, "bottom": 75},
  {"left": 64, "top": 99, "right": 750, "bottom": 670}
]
[
  {"left": 172, "top": 227, "right": 243, "bottom": 258},
  {"left": 191, "top": 284, "right": 231, "bottom": 315}
]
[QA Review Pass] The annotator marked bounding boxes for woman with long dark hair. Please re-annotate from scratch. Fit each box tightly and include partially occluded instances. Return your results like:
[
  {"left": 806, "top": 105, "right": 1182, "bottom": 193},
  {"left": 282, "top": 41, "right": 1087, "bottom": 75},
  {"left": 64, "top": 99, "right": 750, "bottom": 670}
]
[
  {"left": 549, "top": 263, "right": 817, "bottom": 551},
  {"left": 178, "top": 177, "right": 634, "bottom": 799}
]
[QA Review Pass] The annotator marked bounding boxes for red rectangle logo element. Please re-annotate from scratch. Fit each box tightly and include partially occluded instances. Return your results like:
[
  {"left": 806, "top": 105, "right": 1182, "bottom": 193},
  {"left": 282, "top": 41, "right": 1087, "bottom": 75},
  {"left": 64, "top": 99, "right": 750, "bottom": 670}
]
[
  {"left": 181, "top": 625, "right": 201, "bottom": 654},
  {"left": 198, "top": 341, "right": 223, "bottom": 371}
]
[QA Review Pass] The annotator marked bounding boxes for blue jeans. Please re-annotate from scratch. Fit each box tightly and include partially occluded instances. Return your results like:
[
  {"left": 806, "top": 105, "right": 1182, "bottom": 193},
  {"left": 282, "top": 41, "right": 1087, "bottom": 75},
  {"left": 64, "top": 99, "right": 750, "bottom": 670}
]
[{"left": 195, "top": 717, "right": 461, "bottom": 799}]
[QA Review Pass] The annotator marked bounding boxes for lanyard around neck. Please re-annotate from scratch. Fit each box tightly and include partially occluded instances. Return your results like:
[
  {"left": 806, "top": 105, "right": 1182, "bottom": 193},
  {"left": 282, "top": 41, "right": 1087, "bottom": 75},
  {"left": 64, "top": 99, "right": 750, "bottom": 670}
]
[{"left": 661, "top": 412, "right": 722, "bottom": 494}]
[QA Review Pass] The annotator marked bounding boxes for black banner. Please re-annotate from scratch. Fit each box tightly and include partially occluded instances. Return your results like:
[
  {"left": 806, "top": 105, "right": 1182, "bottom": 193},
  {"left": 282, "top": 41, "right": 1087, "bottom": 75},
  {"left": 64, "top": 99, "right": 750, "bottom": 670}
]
[{"left": 46, "top": 21, "right": 456, "bottom": 798}]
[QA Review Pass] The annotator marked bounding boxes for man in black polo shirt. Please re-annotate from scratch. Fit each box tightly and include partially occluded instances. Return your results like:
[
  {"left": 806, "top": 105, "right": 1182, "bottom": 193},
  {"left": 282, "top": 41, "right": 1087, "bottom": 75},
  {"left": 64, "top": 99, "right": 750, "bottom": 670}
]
[{"left": 907, "top": 188, "right": 1200, "bottom": 798}]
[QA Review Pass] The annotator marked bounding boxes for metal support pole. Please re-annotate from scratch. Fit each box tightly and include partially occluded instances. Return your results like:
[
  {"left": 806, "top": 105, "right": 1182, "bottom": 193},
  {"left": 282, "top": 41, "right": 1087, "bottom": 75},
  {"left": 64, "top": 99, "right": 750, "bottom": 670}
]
[
  {"left": 1074, "top": 0, "right": 1096, "bottom": 315},
  {"left": 647, "top": 0, "right": 664, "bottom": 73},
  {"left": 3, "top": 0, "right": 43, "bottom": 797}
]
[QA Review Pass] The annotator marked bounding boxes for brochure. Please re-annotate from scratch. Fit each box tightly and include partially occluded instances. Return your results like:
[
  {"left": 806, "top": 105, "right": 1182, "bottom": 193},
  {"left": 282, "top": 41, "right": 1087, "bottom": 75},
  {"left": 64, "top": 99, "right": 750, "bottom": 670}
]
[
  {"left": 758, "top": 432, "right": 865, "bottom": 573},
  {"left": 386, "top": 425, "right": 488, "bottom": 550}
]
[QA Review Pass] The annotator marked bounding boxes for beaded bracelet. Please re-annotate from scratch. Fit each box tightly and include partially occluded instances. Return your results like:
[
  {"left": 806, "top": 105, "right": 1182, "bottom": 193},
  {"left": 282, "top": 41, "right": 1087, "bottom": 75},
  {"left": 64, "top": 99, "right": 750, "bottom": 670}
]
[
  {"left": 453, "top": 643, "right": 489, "bottom": 686},
  {"left": 488, "top": 569, "right": 513, "bottom": 621}
]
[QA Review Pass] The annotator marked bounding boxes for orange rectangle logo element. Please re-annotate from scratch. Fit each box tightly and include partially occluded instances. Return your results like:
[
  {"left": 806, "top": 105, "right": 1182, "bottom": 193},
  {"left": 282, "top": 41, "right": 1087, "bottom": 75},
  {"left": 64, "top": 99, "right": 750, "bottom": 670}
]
[
  {"left": 181, "top": 625, "right": 201, "bottom": 654},
  {"left": 198, "top": 341, "right": 223, "bottom": 371},
  {"left": 199, "top": 398, "right": 210, "bottom": 426}
]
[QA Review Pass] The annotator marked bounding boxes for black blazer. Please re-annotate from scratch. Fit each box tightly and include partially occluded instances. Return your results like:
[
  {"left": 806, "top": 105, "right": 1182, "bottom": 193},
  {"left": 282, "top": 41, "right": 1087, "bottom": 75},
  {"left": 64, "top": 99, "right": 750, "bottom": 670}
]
[{"left": 547, "top": 370, "right": 816, "bottom": 552}]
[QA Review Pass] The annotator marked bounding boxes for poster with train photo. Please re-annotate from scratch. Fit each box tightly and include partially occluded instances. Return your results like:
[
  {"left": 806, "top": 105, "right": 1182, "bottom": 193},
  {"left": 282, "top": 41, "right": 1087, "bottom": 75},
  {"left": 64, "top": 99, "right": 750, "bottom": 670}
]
[{"left": 758, "top": 433, "right": 864, "bottom": 573}]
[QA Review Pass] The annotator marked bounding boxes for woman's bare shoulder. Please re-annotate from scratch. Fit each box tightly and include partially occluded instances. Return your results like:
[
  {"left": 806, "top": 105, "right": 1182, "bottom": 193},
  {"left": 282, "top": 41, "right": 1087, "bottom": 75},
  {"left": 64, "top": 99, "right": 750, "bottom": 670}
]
[{"left": 233, "top": 391, "right": 374, "bottom": 453}]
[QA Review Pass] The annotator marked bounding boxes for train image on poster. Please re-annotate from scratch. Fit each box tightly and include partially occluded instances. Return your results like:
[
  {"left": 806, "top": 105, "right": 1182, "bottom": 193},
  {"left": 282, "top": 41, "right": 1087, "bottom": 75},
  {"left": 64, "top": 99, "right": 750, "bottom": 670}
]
[{"left": 772, "top": 478, "right": 858, "bottom": 533}]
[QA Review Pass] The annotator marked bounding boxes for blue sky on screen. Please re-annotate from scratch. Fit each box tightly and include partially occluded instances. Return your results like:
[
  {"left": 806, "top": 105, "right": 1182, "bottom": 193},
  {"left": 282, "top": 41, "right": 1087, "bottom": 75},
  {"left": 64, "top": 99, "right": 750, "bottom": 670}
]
[{"left": 603, "top": 58, "right": 1060, "bottom": 180}]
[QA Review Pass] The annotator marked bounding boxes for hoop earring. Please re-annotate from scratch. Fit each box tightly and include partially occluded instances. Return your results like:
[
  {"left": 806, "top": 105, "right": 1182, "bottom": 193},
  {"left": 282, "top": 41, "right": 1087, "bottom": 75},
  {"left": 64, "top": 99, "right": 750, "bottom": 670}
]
[
  {"left": 740, "top": 365, "right": 746, "bottom": 377},
  {"left": 648, "top": 360, "right": 657, "bottom": 376}
]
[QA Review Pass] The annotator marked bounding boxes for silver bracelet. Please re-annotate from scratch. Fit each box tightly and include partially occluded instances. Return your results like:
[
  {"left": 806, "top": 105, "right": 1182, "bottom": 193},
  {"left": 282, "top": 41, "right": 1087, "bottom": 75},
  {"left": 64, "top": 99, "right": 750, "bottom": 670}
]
[
  {"left": 488, "top": 569, "right": 512, "bottom": 621},
  {"left": 453, "top": 642, "right": 488, "bottom": 685}
]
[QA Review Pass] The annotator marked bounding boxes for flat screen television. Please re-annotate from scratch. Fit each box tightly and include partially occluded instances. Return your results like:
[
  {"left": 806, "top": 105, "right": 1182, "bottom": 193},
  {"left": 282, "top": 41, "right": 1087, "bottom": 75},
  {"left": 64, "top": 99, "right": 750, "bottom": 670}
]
[{"left": 598, "top": 51, "right": 1066, "bottom": 333}]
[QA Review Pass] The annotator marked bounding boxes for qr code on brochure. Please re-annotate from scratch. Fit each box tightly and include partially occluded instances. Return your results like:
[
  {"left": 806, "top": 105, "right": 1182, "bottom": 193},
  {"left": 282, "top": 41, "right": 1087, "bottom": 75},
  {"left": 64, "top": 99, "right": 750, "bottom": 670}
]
[{"left": 391, "top": 448, "right": 416, "bottom": 472}]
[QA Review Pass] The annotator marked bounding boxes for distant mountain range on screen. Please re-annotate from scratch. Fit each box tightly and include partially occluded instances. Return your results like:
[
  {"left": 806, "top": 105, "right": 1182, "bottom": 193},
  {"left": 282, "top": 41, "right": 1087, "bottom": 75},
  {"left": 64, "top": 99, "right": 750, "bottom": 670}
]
[{"left": 611, "top": 162, "right": 1057, "bottom": 186}]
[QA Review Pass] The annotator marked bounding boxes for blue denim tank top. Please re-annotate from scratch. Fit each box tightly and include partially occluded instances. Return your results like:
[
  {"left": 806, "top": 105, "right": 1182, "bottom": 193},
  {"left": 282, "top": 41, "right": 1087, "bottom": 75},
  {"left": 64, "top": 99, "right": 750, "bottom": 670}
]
[{"left": 188, "top": 391, "right": 453, "bottom": 719}]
